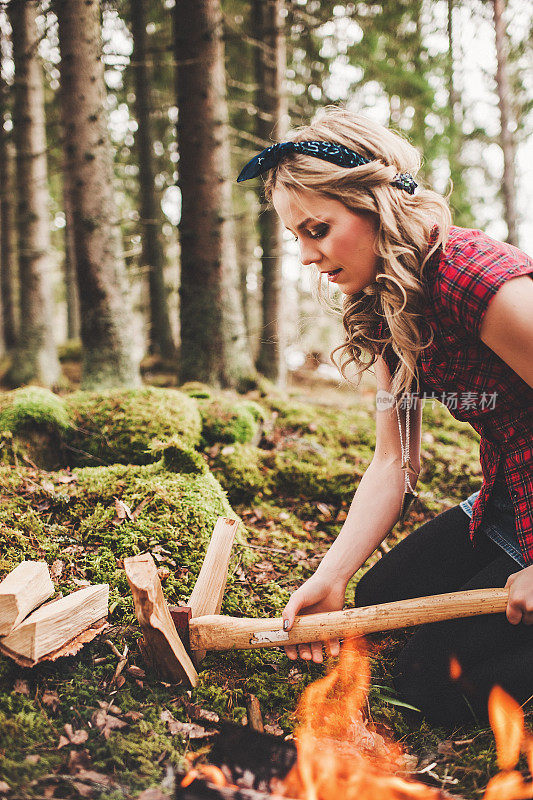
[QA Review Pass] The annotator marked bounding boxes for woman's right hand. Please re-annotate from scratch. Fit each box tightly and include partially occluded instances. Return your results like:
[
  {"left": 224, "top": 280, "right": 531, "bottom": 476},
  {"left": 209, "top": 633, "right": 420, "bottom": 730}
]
[{"left": 282, "top": 573, "right": 347, "bottom": 663}]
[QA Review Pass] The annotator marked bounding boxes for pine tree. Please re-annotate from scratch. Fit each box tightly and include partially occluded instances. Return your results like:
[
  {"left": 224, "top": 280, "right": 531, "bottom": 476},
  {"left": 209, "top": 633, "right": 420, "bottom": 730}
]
[
  {"left": 53, "top": 0, "right": 141, "bottom": 388},
  {"left": 173, "top": 0, "right": 255, "bottom": 387},
  {"left": 130, "top": 0, "right": 176, "bottom": 361},
  {"left": 7, "top": 0, "right": 61, "bottom": 387}
]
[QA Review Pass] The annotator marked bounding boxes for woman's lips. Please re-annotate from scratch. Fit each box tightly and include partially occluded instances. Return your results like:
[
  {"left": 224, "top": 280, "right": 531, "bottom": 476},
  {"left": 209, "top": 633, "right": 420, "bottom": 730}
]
[{"left": 325, "top": 267, "right": 342, "bottom": 282}]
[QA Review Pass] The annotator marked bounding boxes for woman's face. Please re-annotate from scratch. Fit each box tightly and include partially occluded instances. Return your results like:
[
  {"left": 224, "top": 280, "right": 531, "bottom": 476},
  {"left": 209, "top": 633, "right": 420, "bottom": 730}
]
[{"left": 272, "top": 185, "right": 379, "bottom": 294}]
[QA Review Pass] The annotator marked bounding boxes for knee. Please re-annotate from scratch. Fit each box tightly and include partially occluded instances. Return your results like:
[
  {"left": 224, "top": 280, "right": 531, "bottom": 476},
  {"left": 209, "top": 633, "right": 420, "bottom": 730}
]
[{"left": 353, "top": 568, "right": 384, "bottom": 608}]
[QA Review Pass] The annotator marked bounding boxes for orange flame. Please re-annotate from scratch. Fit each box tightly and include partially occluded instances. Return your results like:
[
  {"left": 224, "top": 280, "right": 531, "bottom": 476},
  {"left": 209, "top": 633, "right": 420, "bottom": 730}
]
[
  {"left": 449, "top": 656, "right": 462, "bottom": 681},
  {"left": 282, "top": 639, "right": 443, "bottom": 800},
  {"left": 488, "top": 686, "right": 524, "bottom": 771},
  {"left": 181, "top": 643, "right": 533, "bottom": 800}
]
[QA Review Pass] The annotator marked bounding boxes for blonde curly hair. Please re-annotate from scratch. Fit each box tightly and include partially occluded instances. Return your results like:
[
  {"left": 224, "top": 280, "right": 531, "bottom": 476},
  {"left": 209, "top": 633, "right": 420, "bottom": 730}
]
[{"left": 263, "top": 106, "right": 452, "bottom": 399}]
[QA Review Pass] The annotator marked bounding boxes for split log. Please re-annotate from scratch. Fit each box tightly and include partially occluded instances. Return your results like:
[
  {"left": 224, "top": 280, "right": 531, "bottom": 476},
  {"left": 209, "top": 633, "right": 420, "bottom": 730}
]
[
  {"left": 0, "top": 561, "right": 54, "bottom": 636},
  {"left": 0, "top": 584, "right": 108, "bottom": 663},
  {"left": 124, "top": 553, "right": 198, "bottom": 686},
  {"left": 188, "top": 517, "right": 239, "bottom": 664}
]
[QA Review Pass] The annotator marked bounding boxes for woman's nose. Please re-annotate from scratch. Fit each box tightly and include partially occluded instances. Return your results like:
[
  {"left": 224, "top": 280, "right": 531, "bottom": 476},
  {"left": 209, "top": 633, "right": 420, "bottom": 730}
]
[{"left": 299, "top": 239, "right": 321, "bottom": 266}]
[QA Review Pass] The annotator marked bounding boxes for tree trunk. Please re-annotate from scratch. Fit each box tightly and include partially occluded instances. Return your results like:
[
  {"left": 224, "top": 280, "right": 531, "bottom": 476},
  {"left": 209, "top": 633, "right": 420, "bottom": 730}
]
[
  {"left": 445, "top": 0, "right": 473, "bottom": 227},
  {"left": 63, "top": 188, "right": 80, "bottom": 341},
  {"left": 7, "top": 0, "right": 61, "bottom": 387},
  {"left": 492, "top": 0, "right": 519, "bottom": 246},
  {"left": 252, "top": 0, "right": 287, "bottom": 386},
  {"left": 173, "top": 0, "right": 255, "bottom": 388},
  {"left": 130, "top": 0, "right": 176, "bottom": 362},
  {"left": 0, "top": 61, "right": 18, "bottom": 352},
  {"left": 53, "top": 0, "right": 141, "bottom": 389}
]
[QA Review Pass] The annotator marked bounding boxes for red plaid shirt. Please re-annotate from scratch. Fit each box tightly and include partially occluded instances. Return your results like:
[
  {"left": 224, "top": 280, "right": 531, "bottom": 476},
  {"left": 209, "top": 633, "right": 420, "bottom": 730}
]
[{"left": 379, "top": 226, "right": 533, "bottom": 563}]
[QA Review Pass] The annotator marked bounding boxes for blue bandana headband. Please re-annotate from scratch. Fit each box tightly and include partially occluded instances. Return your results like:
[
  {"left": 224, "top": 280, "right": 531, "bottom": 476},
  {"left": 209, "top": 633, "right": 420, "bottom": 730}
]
[{"left": 237, "top": 140, "right": 417, "bottom": 195}]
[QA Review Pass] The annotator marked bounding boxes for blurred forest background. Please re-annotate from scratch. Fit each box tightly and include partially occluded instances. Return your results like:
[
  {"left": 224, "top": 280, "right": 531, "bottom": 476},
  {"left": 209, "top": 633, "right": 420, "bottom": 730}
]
[{"left": 0, "top": 0, "right": 531, "bottom": 394}]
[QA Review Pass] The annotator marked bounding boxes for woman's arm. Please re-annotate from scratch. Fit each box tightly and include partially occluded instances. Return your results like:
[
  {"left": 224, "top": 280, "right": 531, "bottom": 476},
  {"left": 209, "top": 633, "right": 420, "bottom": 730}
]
[
  {"left": 480, "top": 274, "right": 533, "bottom": 388},
  {"left": 282, "top": 356, "right": 422, "bottom": 662},
  {"left": 313, "top": 356, "right": 422, "bottom": 586}
]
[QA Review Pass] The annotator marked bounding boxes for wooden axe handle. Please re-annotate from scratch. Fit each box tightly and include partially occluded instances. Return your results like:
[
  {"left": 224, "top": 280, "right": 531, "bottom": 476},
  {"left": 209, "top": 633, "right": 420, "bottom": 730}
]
[{"left": 188, "top": 587, "right": 509, "bottom": 652}]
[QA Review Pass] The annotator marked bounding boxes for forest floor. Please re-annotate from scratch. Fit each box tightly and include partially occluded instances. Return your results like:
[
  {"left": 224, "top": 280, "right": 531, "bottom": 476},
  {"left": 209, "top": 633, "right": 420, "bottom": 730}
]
[{"left": 0, "top": 369, "right": 529, "bottom": 800}]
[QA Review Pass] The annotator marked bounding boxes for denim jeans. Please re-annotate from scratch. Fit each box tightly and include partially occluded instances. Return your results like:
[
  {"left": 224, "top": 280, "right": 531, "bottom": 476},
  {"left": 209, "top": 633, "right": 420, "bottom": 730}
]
[{"left": 460, "top": 478, "right": 526, "bottom": 568}]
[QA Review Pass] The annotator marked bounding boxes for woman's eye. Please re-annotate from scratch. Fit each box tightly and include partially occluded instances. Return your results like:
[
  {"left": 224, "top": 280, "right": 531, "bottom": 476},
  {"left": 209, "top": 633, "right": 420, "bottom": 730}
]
[{"left": 309, "top": 224, "right": 329, "bottom": 239}]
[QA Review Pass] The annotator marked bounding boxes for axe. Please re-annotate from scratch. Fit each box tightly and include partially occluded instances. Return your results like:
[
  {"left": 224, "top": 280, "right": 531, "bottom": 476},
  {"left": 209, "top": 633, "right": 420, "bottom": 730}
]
[{"left": 124, "top": 517, "right": 509, "bottom": 687}]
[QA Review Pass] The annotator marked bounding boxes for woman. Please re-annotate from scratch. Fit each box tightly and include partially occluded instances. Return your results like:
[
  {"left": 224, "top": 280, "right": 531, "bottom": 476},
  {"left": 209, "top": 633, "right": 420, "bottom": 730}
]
[{"left": 237, "top": 107, "right": 533, "bottom": 725}]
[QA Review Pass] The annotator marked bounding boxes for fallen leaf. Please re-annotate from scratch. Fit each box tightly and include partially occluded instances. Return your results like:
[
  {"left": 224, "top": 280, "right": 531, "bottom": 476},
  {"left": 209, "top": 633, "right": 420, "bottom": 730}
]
[
  {"left": 63, "top": 724, "right": 88, "bottom": 746},
  {"left": 336, "top": 509, "right": 348, "bottom": 522},
  {"left": 126, "top": 665, "right": 146, "bottom": 679},
  {"left": 42, "top": 480, "right": 55, "bottom": 494},
  {"left": 57, "top": 735, "right": 70, "bottom": 749},
  {"left": 97, "top": 701, "right": 122, "bottom": 715},
  {"left": 124, "top": 710, "right": 144, "bottom": 722},
  {"left": 138, "top": 789, "right": 171, "bottom": 800},
  {"left": 113, "top": 497, "right": 133, "bottom": 521},
  {"left": 90, "top": 709, "right": 128, "bottom": 739},
  {"left": 0, "top": 782, "right": 10, "bottom": 793},
  {"left": 42, "top": 689, "right": 60, "bottom": 712},
  {"left": 160, "top": 709, "right": 215, "bottom": 739},
  {"left": 316, "top": 502, "right": 332, "bottom": 520},
  {"left": 50, "top": 560, "right": 64, "bottom": 580},
  {"left": 278, "top": 511, "right": 290, "bottom": 521},
  {"left": 132, "top": 497, "right": 150, "bottom": 520},
  {"left": 13, "top": 679, "right": 29, "bottom": 696},
  {"left": 25, "top": 754, "right": 40, "bottom": 764},
  {"left": 157, "top": 566, "right": 170, "bottom": 580},
  {"left": 220, "top": 445, "right": 235, "bottom": 455},
  {"left": 264, "top": 723, "right": 284, "bottom": 736}
]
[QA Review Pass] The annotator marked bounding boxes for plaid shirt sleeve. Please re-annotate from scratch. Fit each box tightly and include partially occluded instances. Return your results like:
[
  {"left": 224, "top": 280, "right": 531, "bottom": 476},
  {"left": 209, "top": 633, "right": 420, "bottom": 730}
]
[{"left": 434, "top": 230, "right": 533, "bottom": 339}]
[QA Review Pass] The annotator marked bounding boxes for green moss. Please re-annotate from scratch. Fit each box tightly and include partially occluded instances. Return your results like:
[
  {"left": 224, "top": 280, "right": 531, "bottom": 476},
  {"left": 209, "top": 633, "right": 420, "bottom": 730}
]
[
  {"left": 65, "top": 388, "right": 202, "bottom": 467},
  {"left": 198, "top": 397, "right": 262, "bottom": 446},
  {"left": 150, "top": 436, "right": 208, "bottom": 475},
  {"left": 179, "top": 381, "right": 213, "bottom": 399},
  {"left": 0, "top": 387, "right": 72, "bottom": 434},
  {"left": 212, "top": 443, "right": 268, "bottom": 503}
]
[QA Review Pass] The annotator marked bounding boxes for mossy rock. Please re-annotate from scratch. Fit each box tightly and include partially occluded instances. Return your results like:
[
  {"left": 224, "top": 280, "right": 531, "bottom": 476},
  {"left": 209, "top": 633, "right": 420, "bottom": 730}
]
[
  {"left": 0, "top": 387, "right": 73, "bottom": 470},
  {"left": 179, "top": 381, "right": 213, "bottom": 399},
  {"left": 65, "top": 387, "right": 202, "bottom": 467},
  {"left": 198, "top": 397, "right": 264, "bottom": 446},
  {"left": 212, "top": 443, "right": 269, "bottom": 503}
]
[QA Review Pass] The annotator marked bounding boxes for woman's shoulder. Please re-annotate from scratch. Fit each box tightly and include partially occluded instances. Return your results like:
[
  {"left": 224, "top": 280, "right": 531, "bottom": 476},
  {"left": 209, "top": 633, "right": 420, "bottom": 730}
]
[
  {"left": 425, "top": 226, "right": 533, "bottom": 337},
  {"left": 437, "top": 226, "right": 531, "bottom": 282}
]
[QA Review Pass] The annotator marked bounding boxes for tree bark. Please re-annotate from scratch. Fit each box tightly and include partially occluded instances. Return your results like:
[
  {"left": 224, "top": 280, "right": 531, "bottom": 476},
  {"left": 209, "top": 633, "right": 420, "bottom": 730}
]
[
  {"left": 7, "top": 0, "right": 61, "bottom": 387},
  {"left": 252, "top": 0, "right": 287, "bottom": 386},
  {"left": 0, "top": 61, "right": 18, "bottom": 352},
  {"left": 63, "top": 188, "right": 80, "bottom": 341},
  {"left": 492, "top": 0, "right": 519, "bottom": 246},
  {"left": 53, "top": 0, "right": 141, "bottom": 389},
  {"left": 173, "top": 0, "right": 255, "bottom": 388},
  {"left": 130, "top": 0, "right": 176, "bottom": 362}
]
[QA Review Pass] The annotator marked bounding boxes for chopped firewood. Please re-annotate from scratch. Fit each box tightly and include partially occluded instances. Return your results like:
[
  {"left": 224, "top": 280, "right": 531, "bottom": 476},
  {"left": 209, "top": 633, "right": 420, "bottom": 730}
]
[
  {"left": 0, "top": 561, "right": 54, "bottom": 636},
  {"left": 124, "top": 553, "right": 198, "bottom": 686},
  {"left": 0, "top": 584, "right": 108, "bottom": 664}
]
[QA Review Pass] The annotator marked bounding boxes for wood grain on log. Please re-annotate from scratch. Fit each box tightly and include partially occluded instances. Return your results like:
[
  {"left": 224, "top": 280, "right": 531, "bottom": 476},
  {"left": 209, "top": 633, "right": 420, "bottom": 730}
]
[
  {"left": 0, "top": 561, "right": 54, "bottom": 635},
  {"left": 124, "top": 553, "right": 198, "bottom": 686},
  {"left": 0, "top": 584, "right": 108, "bottom": 663}
]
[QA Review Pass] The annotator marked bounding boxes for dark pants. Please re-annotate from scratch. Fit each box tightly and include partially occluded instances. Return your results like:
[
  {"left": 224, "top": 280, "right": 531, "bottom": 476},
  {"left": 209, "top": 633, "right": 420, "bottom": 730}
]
[{"left": 354, "top": 506, "right": 533, "bottom": 726}]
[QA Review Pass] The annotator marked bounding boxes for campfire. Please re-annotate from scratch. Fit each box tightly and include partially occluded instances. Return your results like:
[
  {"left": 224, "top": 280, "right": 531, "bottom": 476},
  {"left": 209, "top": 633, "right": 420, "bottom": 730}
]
[{"left": 177, "top": 639, "right": 533, "bottom": 800}]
